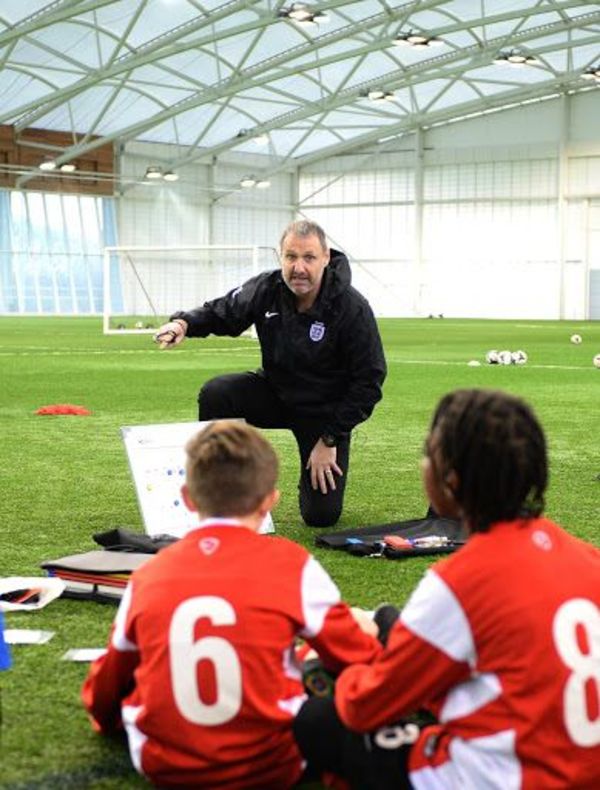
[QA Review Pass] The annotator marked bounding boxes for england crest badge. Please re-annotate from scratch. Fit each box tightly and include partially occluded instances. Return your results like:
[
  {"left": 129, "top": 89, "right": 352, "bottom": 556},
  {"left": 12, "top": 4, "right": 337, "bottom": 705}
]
[{"left": 309, "top": 322, "right": 325, "bottom": 342}]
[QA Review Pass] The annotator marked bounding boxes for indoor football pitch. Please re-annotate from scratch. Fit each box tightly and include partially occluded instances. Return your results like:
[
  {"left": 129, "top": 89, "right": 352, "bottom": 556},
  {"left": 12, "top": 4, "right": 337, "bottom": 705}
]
[{"left": 1, "top": 316, "right": 599, "bottom": 789}]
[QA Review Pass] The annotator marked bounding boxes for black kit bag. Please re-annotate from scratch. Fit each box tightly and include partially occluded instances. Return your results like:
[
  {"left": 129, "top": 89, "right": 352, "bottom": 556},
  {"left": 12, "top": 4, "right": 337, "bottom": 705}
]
[
  {"left": 315, "top": 517, "right": 467, "bottom": 558},
  {"left": 93, "top": 528, "right": 177, "bottom": 554}
]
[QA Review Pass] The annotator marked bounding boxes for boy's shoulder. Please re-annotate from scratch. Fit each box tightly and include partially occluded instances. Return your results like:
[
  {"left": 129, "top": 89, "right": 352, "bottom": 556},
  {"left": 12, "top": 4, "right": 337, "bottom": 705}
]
[
  {"left": 433, "top": 516, "right": 600, "bottom": 596},
  {"left": 430, "top": 517, "right": 541, "bottom": 585},
  {"left": 133, "top": 528, "right": 311, "bottom": 580},
  {"left": 252, "top": 532, "right": 313, "bottom": 563},
  {"left": 127, "top": 530, "right": 316, "bottom": 619}
]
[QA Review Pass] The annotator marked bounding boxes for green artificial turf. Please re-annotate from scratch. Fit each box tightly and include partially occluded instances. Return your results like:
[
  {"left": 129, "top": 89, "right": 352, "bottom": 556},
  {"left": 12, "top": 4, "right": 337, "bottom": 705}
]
[{"left": 1, "top": 316, "right": 599, "bottom": 788}]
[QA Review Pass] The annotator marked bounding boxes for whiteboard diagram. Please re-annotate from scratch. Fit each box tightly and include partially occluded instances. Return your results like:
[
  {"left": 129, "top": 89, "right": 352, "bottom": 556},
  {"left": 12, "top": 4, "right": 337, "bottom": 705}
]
[{"left": 121, "top": 421, "right": 275, "bottom": 538}]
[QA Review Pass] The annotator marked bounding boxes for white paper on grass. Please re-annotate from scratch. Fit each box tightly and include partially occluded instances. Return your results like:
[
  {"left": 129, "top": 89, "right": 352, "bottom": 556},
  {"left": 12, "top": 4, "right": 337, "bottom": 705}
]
[
  {"left": 4, "top": 629, "right": 55, "bottom": 645},
  {"left": 121, "top": 421, "right": 275, "bottom": 538},
  {"left": 62, "top": 648, "right": 107, "bottom": 662},
  {"left": 0, "top": 577, "right": 66, "bottom": 612}
]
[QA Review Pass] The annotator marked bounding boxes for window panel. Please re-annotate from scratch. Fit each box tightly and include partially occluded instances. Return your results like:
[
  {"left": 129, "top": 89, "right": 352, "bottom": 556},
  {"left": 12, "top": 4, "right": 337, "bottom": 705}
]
[{"left": 1, "top": 190, "right": 113, "bottom": 315}]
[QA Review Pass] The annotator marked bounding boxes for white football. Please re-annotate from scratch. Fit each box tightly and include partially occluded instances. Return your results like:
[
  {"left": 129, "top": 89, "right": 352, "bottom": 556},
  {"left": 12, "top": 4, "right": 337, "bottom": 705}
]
[
  {"left": 498, "top": 350, "right": 513, "bottom": 365},
  {"left": 134, "top": 321, "right": 144, "bottom": 329},
  {"left": 486, "top": 350, "right": 499, "bottom": 364},
  {"left": 570, "top": 334, "right": 582, "bottom": 345},
  {"left": 512, "top": 350, "right": 528, "bottom": 365},
  {"left": 593, "top": 354, "right": 600, "bottom": 369}
]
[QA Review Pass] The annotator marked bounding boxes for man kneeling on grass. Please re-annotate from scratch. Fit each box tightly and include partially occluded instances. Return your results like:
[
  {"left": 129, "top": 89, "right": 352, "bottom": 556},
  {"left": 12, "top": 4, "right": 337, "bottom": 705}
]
[{"left": 82, "top": 420, "right": 381, "bottom": 789}]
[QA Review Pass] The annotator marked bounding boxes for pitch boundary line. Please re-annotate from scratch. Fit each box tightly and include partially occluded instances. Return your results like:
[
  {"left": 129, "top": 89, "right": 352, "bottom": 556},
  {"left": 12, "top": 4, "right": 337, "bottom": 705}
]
[
  {"left": 0, "top": 346, "right": 258, "bottom": 357},
  {"left": 0, "top": 349, "right": 596, "bottom": 372},
  {"left": 386, "top": 358, "right": 597, "bottom": 371}
]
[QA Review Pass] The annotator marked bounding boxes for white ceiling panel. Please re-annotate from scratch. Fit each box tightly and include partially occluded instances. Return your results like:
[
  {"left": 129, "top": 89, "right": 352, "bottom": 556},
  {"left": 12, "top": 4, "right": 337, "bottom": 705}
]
[{"left": 0, "top": 0, "right": 596, "bottom": 180}]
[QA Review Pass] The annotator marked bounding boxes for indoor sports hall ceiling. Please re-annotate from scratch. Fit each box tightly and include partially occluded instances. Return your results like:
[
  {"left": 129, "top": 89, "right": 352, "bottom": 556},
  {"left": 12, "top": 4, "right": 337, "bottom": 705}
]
[{"left": 0, "top": 0, "right": 599, "bottom": 180}]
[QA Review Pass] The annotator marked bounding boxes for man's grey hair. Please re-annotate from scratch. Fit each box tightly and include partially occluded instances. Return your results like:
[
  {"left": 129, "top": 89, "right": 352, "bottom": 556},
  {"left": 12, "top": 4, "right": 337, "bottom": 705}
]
[{"left": 280, "top": 219, "right": 328, "bottom": 252}]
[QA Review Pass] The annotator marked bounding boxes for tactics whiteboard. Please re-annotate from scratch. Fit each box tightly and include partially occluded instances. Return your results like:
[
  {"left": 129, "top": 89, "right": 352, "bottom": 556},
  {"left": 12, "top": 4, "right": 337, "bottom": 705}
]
[{"left": 121, "top": 421, "right": 274, "bottom": 538}]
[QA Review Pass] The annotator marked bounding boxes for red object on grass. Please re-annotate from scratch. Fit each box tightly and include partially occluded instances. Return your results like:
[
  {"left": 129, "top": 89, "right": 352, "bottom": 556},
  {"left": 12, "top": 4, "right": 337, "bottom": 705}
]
[{"left": 35, "top": 404, "right": 91, "bottom": 416}]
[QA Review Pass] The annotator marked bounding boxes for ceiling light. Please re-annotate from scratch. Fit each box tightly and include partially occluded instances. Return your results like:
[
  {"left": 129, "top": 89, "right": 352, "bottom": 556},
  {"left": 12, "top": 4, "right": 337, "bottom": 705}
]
[
  {"left": 366, "top": 89, "right": 395, "bottom": 103},
  {"left": 239, "top": 175, "right": 270, "bottom": 189},
  {"left": 163, "top": 171, "right": 179, "bottom": 182},
  {"left": 288, "top": 5, "right": 312, "bottom": 21},
  {"left": 144, "top": 166, "right": 163, "bottom": 180},
  {"left": 494, "top": 50, "right": 538, "bottom": 68},
  {"left": 280, "top": 4, "right": 329, "bottom": 26},
  {"left": 59, "top": 163, "right": 76, "bottom": 173},
  {"left": 393, "top": 31, "right": 444, "bottom": 49},
  {"left": 39, "top": 159, "right": 57, "bottom": 171},
  {"left": 581, "top": 66, "right": 600, "bottom": 82},
  {"left": 406, "top": 33, "right": 428, "bottom": 45},
  {"left": 253, "top": 133, "right": 270, "bottom": 146}
]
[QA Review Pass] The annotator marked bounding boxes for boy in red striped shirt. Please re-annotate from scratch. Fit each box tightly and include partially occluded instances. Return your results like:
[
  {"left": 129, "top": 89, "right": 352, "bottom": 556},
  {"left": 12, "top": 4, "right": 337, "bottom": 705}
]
[
  {"left": 295, "top": 389, "right": 600, "bottom": 790},
  {"left": 83, "top": 420, "right": 380, "bottom": 788}
]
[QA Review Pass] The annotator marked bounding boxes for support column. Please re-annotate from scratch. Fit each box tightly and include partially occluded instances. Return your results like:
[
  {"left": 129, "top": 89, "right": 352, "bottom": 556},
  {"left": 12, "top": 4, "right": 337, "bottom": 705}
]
[
  {"left": 208, "top": 155, "right": 217, "bottom": 246},
  {"left": 557, "top": 94, "right": 569, "bottom": 319},
  {"left": 292, "top": 166, "right": 300, "bottom": 221},
  {"left": 413, "top": 127, "right": 425, "bottom": 317}
]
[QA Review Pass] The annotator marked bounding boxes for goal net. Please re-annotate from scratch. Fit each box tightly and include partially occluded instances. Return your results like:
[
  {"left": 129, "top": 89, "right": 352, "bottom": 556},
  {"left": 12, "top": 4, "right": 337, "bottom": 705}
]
[{"left": 102, "top": 245, "right": 279, "bottom": 334}]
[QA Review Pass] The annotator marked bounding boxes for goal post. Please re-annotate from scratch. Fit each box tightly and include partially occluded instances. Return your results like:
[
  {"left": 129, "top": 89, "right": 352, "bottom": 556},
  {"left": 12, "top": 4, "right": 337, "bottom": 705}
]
[{"left": 102, "top": 244, "right": 279, "bottom": 335}]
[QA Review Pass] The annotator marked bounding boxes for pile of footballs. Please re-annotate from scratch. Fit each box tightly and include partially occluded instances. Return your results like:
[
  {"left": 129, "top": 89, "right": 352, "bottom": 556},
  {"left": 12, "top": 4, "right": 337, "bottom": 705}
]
[
  {"left": 476, "top": 335, "right": 600, "bottom": 368},
  {"left": 485, "top": 349, "right": 528, "bottom": 366},
  {"left": 570, "top": 334, "right": 600, "bottom": 369}
]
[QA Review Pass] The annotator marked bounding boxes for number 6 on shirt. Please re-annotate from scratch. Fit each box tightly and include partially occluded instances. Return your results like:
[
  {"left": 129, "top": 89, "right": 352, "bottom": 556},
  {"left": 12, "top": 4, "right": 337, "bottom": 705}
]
[{"left": 169, "top": 596, "right": 242, "bottom": 725}]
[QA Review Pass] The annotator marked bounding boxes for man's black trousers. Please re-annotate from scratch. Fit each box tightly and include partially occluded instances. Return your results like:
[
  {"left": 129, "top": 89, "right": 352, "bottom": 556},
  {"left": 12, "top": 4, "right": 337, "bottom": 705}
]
[{"left": 198, "top": 371, "right": 350, "bottom": 527}]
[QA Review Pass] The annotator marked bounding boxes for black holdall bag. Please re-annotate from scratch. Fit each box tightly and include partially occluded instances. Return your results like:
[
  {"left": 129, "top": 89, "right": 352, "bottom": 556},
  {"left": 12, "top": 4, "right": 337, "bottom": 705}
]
[
  {"left": 315, "top": 516, "right": 468, "bottom": 558},
  {"left": 93, "top": 528, "right": 177, "bottom": 554}
]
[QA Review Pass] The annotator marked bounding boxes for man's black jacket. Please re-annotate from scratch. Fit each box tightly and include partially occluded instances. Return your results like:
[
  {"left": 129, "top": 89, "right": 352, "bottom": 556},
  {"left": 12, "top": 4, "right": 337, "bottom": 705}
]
[{"left": 171, "top": 249, "right": 387, "bottom": 437}]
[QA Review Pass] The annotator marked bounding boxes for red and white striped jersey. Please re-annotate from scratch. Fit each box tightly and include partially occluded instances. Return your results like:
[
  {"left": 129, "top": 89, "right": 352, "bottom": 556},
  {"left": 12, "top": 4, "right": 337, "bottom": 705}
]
[
  {"left": 82, "top": 519, "right": 381, "bottom": 788},
  {"left": 336, "top": 517, "right": 600, "bottom": 789}
]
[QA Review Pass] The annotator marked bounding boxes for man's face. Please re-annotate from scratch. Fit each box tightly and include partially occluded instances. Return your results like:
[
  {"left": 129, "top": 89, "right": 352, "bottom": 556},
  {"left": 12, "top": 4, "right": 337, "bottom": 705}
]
[{"left": 280, "top": 233, "right": 329, "bottom": 307}]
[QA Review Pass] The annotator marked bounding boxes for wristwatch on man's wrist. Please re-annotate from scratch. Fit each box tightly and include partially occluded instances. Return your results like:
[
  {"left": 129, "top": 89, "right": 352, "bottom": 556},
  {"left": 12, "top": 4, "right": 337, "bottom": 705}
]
[{"left": 320, "top": 433, "right": 339, "bottom": 448}]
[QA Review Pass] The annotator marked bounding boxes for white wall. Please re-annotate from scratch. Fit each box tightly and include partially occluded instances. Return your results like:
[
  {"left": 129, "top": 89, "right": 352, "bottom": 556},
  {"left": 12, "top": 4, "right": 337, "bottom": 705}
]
[
  {"left": 110, "top": 144, "right": 294, "bottom": 314},
  {"left": 117, "top": 142, "right": 293, "bottom": 251},
  {"left": 114, "top": 92, "right": 600, "bottom": 319},
  {"left": 210, "top": 156, "right": 294, "bottom": 248},
  {"left": 118, "top": 141, "right": 212, "bottom": 247},
  {"left": 299, "top": 90, "right": 600, "bottom": 319}
]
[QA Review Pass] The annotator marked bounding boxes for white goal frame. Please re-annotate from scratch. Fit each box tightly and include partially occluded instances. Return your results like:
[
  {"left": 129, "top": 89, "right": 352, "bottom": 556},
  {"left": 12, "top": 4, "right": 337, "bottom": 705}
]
[{"left": 102, "top": 244, "right": 277, "bottom": 335}]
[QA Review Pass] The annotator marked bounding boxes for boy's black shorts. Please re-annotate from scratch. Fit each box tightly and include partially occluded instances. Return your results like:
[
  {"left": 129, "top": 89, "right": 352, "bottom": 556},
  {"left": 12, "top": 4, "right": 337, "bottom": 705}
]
[{"left": 294, "top": 696, "right": 433, "bottom": 790}]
